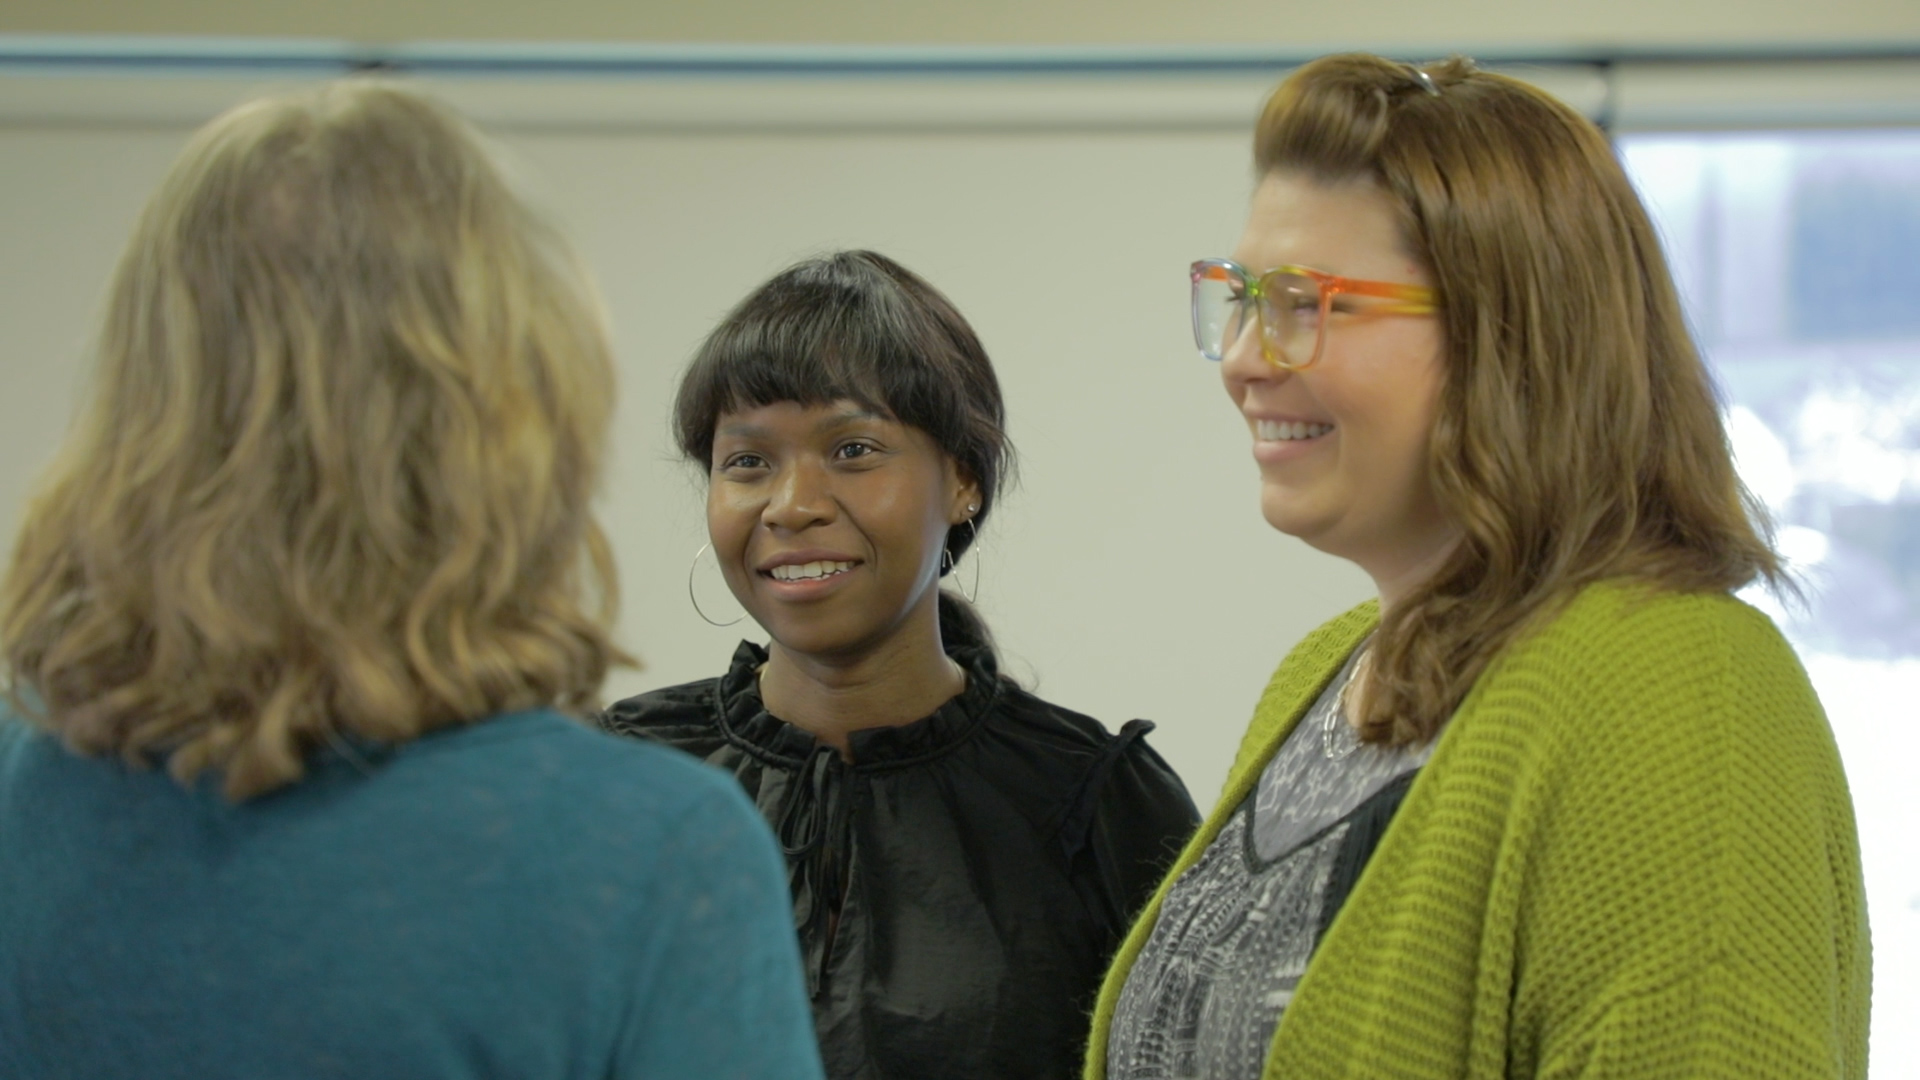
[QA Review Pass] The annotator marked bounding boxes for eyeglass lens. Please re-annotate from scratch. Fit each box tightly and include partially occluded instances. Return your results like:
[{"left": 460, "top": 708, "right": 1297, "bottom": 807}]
[
  {"left": 1192, "top": 264, "right": 1325, "bottom": 366},
  {"left": 1191, "top": 266, "right": 1249, "bottom": 361}
]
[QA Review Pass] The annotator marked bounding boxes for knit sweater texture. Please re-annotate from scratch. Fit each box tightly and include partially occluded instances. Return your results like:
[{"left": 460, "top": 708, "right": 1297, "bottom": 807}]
[{"left": 1084, "top": 581, "right": 1870, "bottom": 1079}]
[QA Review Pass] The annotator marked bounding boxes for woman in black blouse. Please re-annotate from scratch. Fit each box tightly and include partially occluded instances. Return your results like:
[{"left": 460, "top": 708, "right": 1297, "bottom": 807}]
[{"left": 601, "top": 250, "right": 1198, "bottom": 1080}]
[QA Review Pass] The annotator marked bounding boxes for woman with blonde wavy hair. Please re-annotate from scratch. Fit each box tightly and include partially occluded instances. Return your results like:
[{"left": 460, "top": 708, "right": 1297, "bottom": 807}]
[
  {"left": 1086, "top": 54, "right": 1868, "bottom": 1080},
  {"left": 0, "top": 82, "right": 821, "bottom": 1080}
]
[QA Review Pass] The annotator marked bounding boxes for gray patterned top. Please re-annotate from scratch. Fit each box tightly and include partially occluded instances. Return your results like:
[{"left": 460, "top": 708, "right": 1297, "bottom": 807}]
[{"left": 1105, "top": 646, "right": 1436, "bottom": 1080}]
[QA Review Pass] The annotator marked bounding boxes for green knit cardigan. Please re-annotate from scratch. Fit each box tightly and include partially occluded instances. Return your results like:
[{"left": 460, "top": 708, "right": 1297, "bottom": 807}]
[{"left": 1084, "top": 582, "right": 1870, "bottom": 1079}]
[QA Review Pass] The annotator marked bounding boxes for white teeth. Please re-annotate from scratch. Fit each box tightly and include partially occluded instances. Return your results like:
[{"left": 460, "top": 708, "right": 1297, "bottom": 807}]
[
  {"left": 769, "top": 560, "right": 855, "bottom": 582},
  {"left": 1256, "top": 420, "right": 1333, "bottom": 441}
]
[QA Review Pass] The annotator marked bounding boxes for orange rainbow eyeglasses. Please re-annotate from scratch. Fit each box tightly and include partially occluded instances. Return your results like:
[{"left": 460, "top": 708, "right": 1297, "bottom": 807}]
[{"left": 1190, "top": 258, "right": 1441, "bottom": 370}]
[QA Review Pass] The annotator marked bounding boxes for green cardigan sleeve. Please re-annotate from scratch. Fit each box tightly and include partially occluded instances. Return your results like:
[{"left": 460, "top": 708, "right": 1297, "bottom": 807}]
[{"left": 1495, "top": 587, "right": 1870, "bottom": 1078}]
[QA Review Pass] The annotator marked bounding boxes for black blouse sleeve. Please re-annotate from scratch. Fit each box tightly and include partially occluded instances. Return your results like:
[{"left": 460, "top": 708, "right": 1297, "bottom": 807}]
[{"left": 1058, "top": 720, "right": 1201, "bottom": 936}]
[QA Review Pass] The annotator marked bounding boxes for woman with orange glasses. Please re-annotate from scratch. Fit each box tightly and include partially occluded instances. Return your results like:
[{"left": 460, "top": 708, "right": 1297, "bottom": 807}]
[{"left": 1084, "top": 54, "right": 1868, "bottom": 1080}]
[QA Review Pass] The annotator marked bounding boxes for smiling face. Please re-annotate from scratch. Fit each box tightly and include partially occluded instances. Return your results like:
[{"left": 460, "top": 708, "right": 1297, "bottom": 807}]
[
  {"left": 1222, "top": 171, "right": 1458, "bottom": 599},
  {"left": 706, "top": 400, "right": 980, "bottom": 659}
]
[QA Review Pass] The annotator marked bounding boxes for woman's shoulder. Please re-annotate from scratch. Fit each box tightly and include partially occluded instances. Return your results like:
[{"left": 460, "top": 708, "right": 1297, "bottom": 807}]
[
  {"left": 600, "top": 678, "right": 725, "bottom": 736},
  {"left": 342, "top": 709, "right": 737, "bottom": 813},
  {"left": 1470, "top": 581, "right": 1831, "bottom": 769},
  {"left": 988, "top": 679, "right": 1179, "bottom": 779},
  {"left": 1512, "top": 581, "right": 1803, "bottom": 695},
  {"left": 981, "top": 683, "right": 1198, "bottom": 853},
  {"left": 1554, "top": 577, "right": 1778, "bottom": 633},
  {"left": 597, "top": 677, "right": 744, "bottom": 766},
  {"left": 381, "top": 714, "right": 786, "bottom": 914},
  {"left": 990, "top": 679, "right": 1110, "bottom": 743},
  {"left": 600, "top": 642, "right": 767, "bottom": 747},
  {"left": 348, "top": 716, "right": 797, "bottom": 1000},
  {"left": 6, "top": 705, "right": 766, "bottom": 877},
  {"left": 979, "top": 680, "right": 1189, "bottom": 790}
]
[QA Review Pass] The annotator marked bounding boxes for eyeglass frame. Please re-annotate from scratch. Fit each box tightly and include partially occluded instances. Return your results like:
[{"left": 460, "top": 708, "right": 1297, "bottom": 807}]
[{"left": 1190, "top": 258, "right": 1442, "bottom": 370}]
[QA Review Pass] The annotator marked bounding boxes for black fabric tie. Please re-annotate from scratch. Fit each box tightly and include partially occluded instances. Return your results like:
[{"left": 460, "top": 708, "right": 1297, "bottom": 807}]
[{"left": 775, "top": 744, "right": 851, "bottom": 998}]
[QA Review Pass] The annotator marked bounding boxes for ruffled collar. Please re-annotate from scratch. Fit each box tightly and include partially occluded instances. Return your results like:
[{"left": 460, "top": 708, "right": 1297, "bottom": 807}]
[{"left": 711, "top": 639, "right": 999, "bottom": 769}]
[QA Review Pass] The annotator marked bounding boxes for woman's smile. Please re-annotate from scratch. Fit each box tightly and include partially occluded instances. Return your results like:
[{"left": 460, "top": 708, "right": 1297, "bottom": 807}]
[
  {"left": 766, "top": 560, "right": 858, "bottom": 583},
  {"left": 1249, "top": 416, "right": 1337, "bottom": 465},
  {"left": 759, "top": 551, "right": 865, "bottom": 596}
]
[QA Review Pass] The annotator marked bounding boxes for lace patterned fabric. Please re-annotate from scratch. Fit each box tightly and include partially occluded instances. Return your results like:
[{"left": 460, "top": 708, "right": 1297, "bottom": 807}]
[{"left": 1106, "top": 647, "right": 1432, "bottom": 1080}]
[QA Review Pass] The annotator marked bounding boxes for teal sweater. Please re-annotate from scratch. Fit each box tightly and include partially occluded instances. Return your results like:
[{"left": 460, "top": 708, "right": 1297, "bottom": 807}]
[
  {"left": 1086, "top": 582, "right": 1870, "bottom": 1079},
  {"left": 0, "top": 709, "right": 825, "bottom": 1080}
]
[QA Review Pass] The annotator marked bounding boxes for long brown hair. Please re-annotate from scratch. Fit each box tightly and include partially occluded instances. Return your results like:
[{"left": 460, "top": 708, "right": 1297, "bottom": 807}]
[
  {"left": 1, "top": 82, "right": 627, "bottom": 798},
  {"left": 1254, "top": 54, "right": 1783, "bottom": 744}
]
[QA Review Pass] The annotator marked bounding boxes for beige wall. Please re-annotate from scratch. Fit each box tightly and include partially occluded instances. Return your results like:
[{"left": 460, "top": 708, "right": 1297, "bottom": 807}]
[{"left": 6, "top": 0, "right": 1920, "bottom": 48}]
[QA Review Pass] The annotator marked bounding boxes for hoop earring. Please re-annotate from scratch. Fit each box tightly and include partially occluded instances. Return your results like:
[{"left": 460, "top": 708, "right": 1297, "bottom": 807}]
[
  {"left": 688, "top": 543, "right": 746, "bottom": 627},
  {"left": 941, "top": 518, "right": 981, "bottom": 604}
]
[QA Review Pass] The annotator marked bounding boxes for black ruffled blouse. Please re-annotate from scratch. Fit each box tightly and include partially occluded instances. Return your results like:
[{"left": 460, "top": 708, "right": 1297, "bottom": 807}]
[{"left": 601, "top": 641, "right": 1199, "bottom": 1080}]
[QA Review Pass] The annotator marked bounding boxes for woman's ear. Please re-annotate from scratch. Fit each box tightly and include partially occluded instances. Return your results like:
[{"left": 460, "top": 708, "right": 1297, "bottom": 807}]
[{"left": 947, "top": 459, "right": 983, "bottom": 525}]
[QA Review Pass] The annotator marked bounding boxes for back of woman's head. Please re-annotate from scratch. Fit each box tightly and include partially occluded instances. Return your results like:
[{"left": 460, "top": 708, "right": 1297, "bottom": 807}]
[
  {"left": 675, "top": 250, "right": 1011, "bottom": 652},
  {"left": 1254, "top": 54, "right": 1780, "bottom": 741},
  {"left": 1, "top": 81, "right": 624, "bottom": 798}
]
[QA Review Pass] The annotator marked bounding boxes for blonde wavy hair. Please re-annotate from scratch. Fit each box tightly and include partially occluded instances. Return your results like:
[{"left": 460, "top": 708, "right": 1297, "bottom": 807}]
[
  {"left": 1, "top": 81, "right": 627, "bottom": 798},
  {"left": 1254, "top": 54, "right": 1784, "bottom": 744}
]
